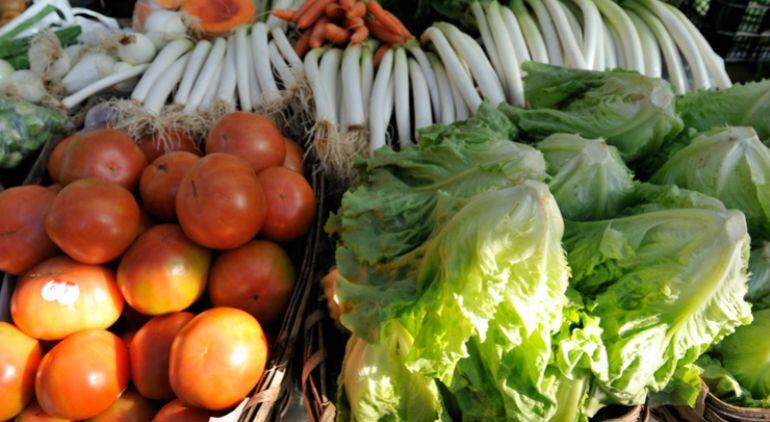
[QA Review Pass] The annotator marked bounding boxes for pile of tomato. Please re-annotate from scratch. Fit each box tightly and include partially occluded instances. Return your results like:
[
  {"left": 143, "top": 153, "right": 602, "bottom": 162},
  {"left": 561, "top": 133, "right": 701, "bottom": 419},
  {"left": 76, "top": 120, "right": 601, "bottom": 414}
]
[{"left": 0, "top": 112, "right": 316, "bottom": 421}]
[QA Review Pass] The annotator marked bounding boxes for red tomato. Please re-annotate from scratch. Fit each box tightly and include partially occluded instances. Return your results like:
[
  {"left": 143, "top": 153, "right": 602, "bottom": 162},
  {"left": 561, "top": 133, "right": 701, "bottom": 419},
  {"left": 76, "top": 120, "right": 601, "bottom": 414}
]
[
  {"left": 47, "top": 184, "right": 63, "bottom": 193},
  {"left": 35, "top": 330, "right": 130, "bottom": 420},
  {"left": 257, "top": 166, "right": 316, "bottom": 241},
  {"left": 47, "top": 136, "right": 74, "bottom": 183},
  {"left": 0, "top": 322, "right": 42, "bottom": 421},
  {"left": 209, "top": 241, "right": 295, "bottom": 325},
  {"left": 137, "top": 128, "right": 200, "bottom": 163},
  {"left": 130, "top": 312, "right": 195, "bottom": 400},
  {"left": 283, "top": 137, "right": 304, "bottom": 174},
  {"left": 118, "top": 224, "right": 211, "bottom": 315},
  {"left": 205, "top": 112, "right": 285, "bottom": 172},
  {"left": 58, "top": 128, "right": 147, "bottom": 189},
  {"left": 169, "top": 307, "right": 268, "bottom": 411},
  {"left": 176, "top": 153, "right": 266, "bottom": 249},
  {"left": 45, "top": 179, "right": 140, "bottom": 264},
  {"left": 14, "top": 401, "right": 68, "bottom": 422},
  {"left": 88, "top": 388, "right": 155, "bottom": 422},
  {"left": 152, "top": 399, "right": 216, "bottom": 422},
  {"left": 11, "top": 256, "right": 124, "bottom": 340},
  {"left": 121, "top": 330, "right": 136, "bottom": 348},
  {"left": 139, "top": 151, "right": 199, "bottom": 220},
  {"left": 0, "top": 186, "right": 58, "bottom": 275}
]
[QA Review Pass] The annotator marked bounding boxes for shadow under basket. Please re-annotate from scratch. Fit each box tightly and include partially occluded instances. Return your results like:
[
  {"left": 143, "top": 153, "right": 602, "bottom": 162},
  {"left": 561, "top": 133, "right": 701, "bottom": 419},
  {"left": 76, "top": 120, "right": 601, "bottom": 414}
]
[
  {"left": 0, "top": 135, "right": 328, "bottom": 422},
  {"left": 656, "top": 385, "right": 770, "bottom": 422}
]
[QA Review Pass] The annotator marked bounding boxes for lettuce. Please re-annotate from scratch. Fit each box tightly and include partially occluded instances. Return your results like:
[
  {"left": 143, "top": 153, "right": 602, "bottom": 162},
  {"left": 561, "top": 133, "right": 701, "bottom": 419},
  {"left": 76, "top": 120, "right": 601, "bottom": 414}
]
[
  {"left": 651, "top": 126, "right": 770, "bottom": 238},
  {"left": 505, "top": 62, "right": 683, "bottom": 161},
  {"left": 747, "top": 242, "right": 770, "bottom": 310},
  {"left": 538, "top": 133, "right": 635, "bottom": 220},
  {"left": 564, "top": 208, "right": 753, "bottom": 405}
]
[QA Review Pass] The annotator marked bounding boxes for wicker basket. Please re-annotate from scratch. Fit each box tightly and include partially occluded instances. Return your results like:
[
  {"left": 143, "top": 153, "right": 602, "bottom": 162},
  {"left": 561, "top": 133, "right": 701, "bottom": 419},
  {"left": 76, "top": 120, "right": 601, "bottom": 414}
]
[
  {"left": 655, "top": 385, "right": 770, "bottom": 422},
  {"left": 0, "top": 135, "right": 326, "bottom": 422}
]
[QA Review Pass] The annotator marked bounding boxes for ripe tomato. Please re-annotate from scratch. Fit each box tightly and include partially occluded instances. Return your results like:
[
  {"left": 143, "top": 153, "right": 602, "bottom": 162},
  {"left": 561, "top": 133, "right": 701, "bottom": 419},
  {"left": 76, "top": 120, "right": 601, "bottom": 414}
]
[
  {"left": 0, "top": 322, "right": 42, "bottom": 421},
  {"left": 137, "top": 128, "right": 200, "bottom": 163},
  {"left": 152, "top": 399, "right": 216, "bottom": 422},
  {"left": 283, "top": 137, "right": 304, "bottom": 174},
  {"left": 11, "top": 256, "right": 124, "bottom": 340},
  {"left": 47, "top": 136, "right": 74, "bottom": 183},
  {"left": 130, "top": 312, "right": 194, "bottom": 400},
  {"left": 58, "top": 128, "right": 147, "bottom": 189},
  {"left": 257, "top": 166, "right": 316, "bottom": 241},
  {"left": 14, "top": 401, "right": 68, "bottom": 422},
  {"left": 47, "top": 184, "right": 63, "bottom": 193},
  {"left": 209, "top": 241, "right": 295, "bottom": 325},
  {"left": 205, "top": 112, "right": 285, "bottom": 172},
  {"left": 45, "top": 179, "right": 140, "bottom": 264},
  {"left": 169, "top": 307, "right": 268, "bottom": 410},
  {"left": 140, "top": 151, "right": 199, "bottom": 220},
  {"left": 118, "top": 224, "right": 211, "bottom": 315},
  {"left": 176, "top": 153, "right": 266, "bottom": 249},
  {"left": 88, "top": 388, "right": 155, "bottom": 422},
  {"left": 0, "top": 186, "right": 58, "bottom": 275},
  {"left": 35, "top": 330, "right": 130, "bottom": 420},
  {"left": 121, "top": 330, "right": 136, "bottom": 348}
]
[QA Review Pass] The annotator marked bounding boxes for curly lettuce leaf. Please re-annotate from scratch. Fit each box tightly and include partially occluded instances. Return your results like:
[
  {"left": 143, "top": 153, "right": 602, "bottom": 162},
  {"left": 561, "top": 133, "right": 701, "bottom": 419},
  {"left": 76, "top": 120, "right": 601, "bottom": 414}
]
[
  {"left": 505, "top": 62, "right": 683, "bottom": 161},
  {"left": 564, "top": 208, "right": 753, "bottom": 405},
  {"left": 621, "top": 182, "right": 727, "bottom": 215},
  {"left": 651, "top": 126, "right": 770, "bottom": 238},
  {"left": 538, "top": 134, "right": 635, "bottom": 221}
]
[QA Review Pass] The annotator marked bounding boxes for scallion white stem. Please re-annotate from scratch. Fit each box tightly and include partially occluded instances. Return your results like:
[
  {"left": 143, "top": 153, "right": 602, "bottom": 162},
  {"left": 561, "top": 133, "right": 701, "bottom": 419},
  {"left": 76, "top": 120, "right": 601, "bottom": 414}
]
[
  {"left": 421, "top": 27, "right": 482, "bottom": 113},
  {"left": 271, "top": 27, "right": 303, "bottom": 69},
  {"left": 252, "top": 23, "right": 280, "bottom": 103},
  {"left": 360, "top": 43, "right": 374, "bottom": 120},
  {"left": 174, "top": 40, "right": 211, "bottom": 105},
  {"left": 501, "top": 5, "right": 531, "bottom": 64},
  {"left": 369, "top": 49, "right": 394, "bottom": 152},
  {"left": 269, "top": 41, "right": 295, "bottom": 87},
  {"left": 248, "top": 41, "right": 262, "bottom": 108},
  {"left": 319, "top": 48, "right": 342, "bottom": 125},
  {"left": 409, "top": 58, "right": 432, "bottom": 138},
  {"left": 200, "top": 61, "right": 223, "bottom": 111},
  {"left": 526, "top": 0, "right": 562, "bottom": 65},
  {"left": 575, "top": 0, "right": 602, "bottom": 69},
  {"left": 512, "top": 0, "right": 549, "bottom": 64},
  {"left": 235, "top": 25, "right": 253, "bottom": 111},
  {"left": 471, "top": 2, "right": 506, "bottom": 92},
  {"left": 394, "top": 47, "right": 411, "bottom": 146},
  {"left": 342, "top": 44, "right": 364, "bottom": 129},
  {"left": 428, "top": 53, "right": 454, "bottom": 124},
  {"left": 606, "top": 21, "right": 624, "bottom": 68},
  {"left": 406, "top": 40, "right": 440, "bottom": 122},
  {"left": 305, "top": 47, "right": 333, "bottom": 123},
  {"left": 451, "top": 78, "right": 469, "bottom": 120},
  {"left": 487, "top": 2, "right": 525, "bottom": 106},
  {"left": 132, "top": 38, "right": 192, "bottom": 102},
  {"left": 144, "top": 53, "right": 190, "bottom": 115},
  {"left": 627, "top": 10, "right": 662, "bottom": 77},
  {"left": 63, "top": 64, "right": 149, "bottom": 109},
  {"left": 184, "top": 38, "right": 227, "bottom": 112},
  {"left": 217, "top": 36, "right": 238, "bottom": 105},
  {"left": 594, "top": 0, "right": 645, "bottom": 73}
]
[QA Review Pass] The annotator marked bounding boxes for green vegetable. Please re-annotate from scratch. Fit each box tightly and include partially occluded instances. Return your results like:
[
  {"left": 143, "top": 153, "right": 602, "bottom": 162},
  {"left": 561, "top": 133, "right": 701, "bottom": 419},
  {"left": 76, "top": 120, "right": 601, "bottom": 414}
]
[
  {"left": 0, "top": 26, "right": 81, "bottom": 62},
  {"left": 651, "top": 126, "right": 770, "bottom": 238},
  {"left": 505, "top": 62, "right": 683, "bottom": 161},
  {"left": 699, "top": 309, "right": 770, "bottom": 407},
  {"left": 538, "top": 133, "right": 635, "bottom": 220},
  {"left": 0, "top": 99, "right": 66, "bottom": 168},
  {"left": 0, "top": 5, "right": 58, "bottom": 44},
  {"left": 677, "top": 79, "right": 770, "bottom": 140},
  {"left": 622, "top": 182, "right": 727, "bottom": 215},
  {"left": 564, "top": 207, "right": 753, "bottom": 405},
  {"left": 747, "top": 242, "right": 770, "bottom": 310}
]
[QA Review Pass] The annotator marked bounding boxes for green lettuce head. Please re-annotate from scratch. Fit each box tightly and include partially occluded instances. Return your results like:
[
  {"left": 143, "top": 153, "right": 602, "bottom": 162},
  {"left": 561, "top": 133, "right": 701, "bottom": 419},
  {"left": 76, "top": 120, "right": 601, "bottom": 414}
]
[
  {"left": 505, "top": 62, "right": 683, "bottom": 161},
  {"left": 747, "top": 242, "right": 770, "bottom": 310},
  {"left": 651, "top": 126, "right": 770, "bottom": 238},
  {"left": 538, "top": 133, "right": 635, "bottom": 221}
]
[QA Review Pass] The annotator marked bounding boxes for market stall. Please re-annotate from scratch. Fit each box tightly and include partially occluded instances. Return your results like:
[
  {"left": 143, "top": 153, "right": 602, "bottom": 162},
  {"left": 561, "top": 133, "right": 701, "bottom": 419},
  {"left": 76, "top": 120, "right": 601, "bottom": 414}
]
[{"left": 0, "top": 0, "right": 768, "bottom": 421}]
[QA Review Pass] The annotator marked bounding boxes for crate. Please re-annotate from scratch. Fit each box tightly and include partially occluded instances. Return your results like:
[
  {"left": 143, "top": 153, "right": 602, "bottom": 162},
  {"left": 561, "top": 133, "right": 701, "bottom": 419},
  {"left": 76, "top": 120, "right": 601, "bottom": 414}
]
[{"left": 0, "top": 134, "right": 326, "bottom": 422}]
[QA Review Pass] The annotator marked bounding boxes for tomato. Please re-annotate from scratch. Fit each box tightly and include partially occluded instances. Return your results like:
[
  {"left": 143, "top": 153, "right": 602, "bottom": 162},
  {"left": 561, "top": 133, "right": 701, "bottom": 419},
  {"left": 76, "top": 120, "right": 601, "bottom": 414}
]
[
  {"left": 14, "top": 401, "right": 68, "bottom": 422},
  {"left": 87, "top": 389, "right": 155, "bottom": 422},
  {"left": 169, "top": 307, "right": 268, "bottom": 410},
  {"left": 47, "top": 184, "right": 63, "bottom": 193},
  {"left": 139, "top": 151, "right": 199, "bottom": 220},
  {"left": 35, "top": 330, "right": 130, "bottom": 420},
  {"left": 58, "top": 128, "right": 147, "bottom": 189},
  {"left": 176, "top": 153, "right": 266, "bottom": 249},
  {"left": 205, "top": 112, "right": 285, "bottom": 172},
  {"left": 0, "top": 322, "right": 42, "bottom": 421},
  {"left": 130, "top": 312, "right": 194, "bottom": 400},
  {"left": 47, "top": 136, "right": 74, "bottom": 183},
  {"left": 152, "top": 399, "right": 216, "bottom": 422},
  {"left": 121, "top": 330, "right": 136, "bottom": 348},
  {"left": 45, "top": 179, "right": 140, "bottom": 264},
  {"left": 11, "top": 256, "right": 124, "bottom": 340},
  {"left": 137, "top": 128, "right": 200, "bottom": 163},
  {"left": 0, "top": 186, "right": 58, "bottom": 275},
  {"left": 209, "top": 241, "right": 295, "bottom": 325},
  {"left": 283, "top": 137, "right": 304, "bottom": 174},
  {"left": 257, "top": 166, "right": 316, "bottom": 241},
  {"left": 118, "top": 224, "right": 211, "bottom": 315}
]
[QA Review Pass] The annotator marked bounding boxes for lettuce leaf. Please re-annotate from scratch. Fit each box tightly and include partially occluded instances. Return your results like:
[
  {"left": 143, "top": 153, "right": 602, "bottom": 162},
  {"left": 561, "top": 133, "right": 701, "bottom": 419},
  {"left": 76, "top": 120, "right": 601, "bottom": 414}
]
[{"left": 747, "top": 242, "right": 770, "bottom": 310}]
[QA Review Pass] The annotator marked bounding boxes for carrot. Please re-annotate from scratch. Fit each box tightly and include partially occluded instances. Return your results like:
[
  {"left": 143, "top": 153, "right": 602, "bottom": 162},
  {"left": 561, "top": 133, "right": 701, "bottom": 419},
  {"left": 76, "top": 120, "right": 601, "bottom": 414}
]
[
  {"left": 293, "top": 31, "right": 311, "bottom": 56},
  {"left": 345, "top": 16, "right": 365, "bottom": 29},
  {"left": 383, "top": 10, "right": 412, "bottom": 38},
  {"left": 368, "top": 19, "right": 404, "bottom": 44},
  {"left": 324, "top": 23, "right": 350, "bottom": 44},
  {"left": 346, "top": 2, "right": 366, "bottom": 18},
  {"left": 367, "top": 1, "right": 411, "bottom": 38},
  {"left": 373, "top": 44, "right": 389, "bottom": 66},
  {"left": 350, "top": 25, "right": 369, "bottom": 44},
  {"left": 298, "top": 0, "right": 336, "bottom": 29},
  {"left": 325, "top": 3, "right": 345, "bottom": 18},
  {"left": 340, "top": 0, "right": 355, "bottom": 9},
  {"left": 293, "top": 0, "right": 318, "bottom": 21},
  {"left": 271, "top": 8, "right": 296, "bottom": 21},
  {"left": 309, "top": 17, "right": 330, "bottom": 48}
]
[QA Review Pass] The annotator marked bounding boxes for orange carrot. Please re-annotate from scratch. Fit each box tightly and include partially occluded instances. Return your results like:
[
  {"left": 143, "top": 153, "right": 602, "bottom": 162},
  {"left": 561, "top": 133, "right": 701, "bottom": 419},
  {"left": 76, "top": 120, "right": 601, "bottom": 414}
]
[
  {"left": 350, "top": 25, "right": 369, "bottom": 44},
  {"left": 298, "top": 0, "right": 336, "bottom": 29},
  {"left": 293, "top": 0, "right": 318, "bottom": 21},
  {"left": 271, "top": 8, "right": 296, "bottom": 21},
  {"left": 366, "top": 1, "right": 404, "bottom": 37},
  {"left": 346, "top": 2, "right": 366, "bottom": 18},
  {"left": 293, "top": 32, "right": 311, "bottom": 56},
  {"left": 340, "top": 0, "right": 355, "bottom": 9},
  {"left": 324, "top": 23, "right": 350, "bottom": 44},
  {"left": 309, "top": 17, "right": 330, "bottom": 48},
  {"left": 325, "top": 3, "right": 345, "bottom": 18},
  {"left": 383, "top": 10, "right": 412, "bottom": 38},
  {"left": 368, "top": 19, "right": 404, "bottom": 44},
  {"left": 345, "top": 16, "right": 365, "bottom": 29},
  {"left": 373, "top": 44, "right": 389, "bottom": 66}
]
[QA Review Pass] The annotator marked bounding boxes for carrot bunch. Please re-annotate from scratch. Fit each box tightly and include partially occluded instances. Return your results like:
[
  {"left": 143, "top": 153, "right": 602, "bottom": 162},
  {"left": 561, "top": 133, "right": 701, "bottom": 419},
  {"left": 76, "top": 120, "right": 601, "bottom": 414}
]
[{"left": 271, "top": 0, "right": 413, "bottom": 56}]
